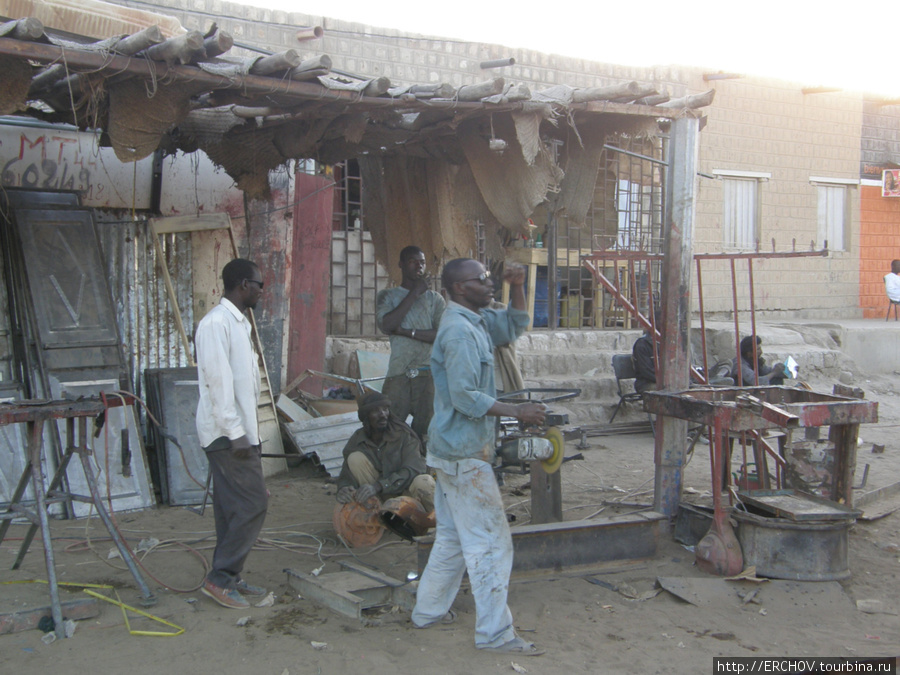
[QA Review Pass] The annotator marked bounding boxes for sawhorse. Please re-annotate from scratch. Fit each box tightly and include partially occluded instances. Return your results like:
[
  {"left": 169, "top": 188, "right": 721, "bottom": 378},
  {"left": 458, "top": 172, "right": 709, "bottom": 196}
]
[{"left": 0, "top": 399, "right": 155, "bottom": 640}]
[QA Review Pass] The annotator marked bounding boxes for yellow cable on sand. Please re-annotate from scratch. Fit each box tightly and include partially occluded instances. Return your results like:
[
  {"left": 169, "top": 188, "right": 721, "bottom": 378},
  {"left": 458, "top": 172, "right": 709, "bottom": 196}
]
[
  {"left": 84, "top": 589, "right": 184, "bottom": 637},
  {"left": 1, "top": 580, "right": 183, "bottom": 636}
]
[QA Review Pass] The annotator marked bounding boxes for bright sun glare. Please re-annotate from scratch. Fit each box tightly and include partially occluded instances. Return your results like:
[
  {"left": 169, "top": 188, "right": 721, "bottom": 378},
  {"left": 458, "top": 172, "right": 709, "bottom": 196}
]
[{"left": 242, "top": 0, "right": 900, "bottom": 99}]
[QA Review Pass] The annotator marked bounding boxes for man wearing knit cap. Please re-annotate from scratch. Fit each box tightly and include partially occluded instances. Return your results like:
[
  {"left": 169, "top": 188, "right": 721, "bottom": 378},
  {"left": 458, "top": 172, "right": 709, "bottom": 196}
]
[{"left": 335, "top": 391, "right": 435, "bottom": 511}]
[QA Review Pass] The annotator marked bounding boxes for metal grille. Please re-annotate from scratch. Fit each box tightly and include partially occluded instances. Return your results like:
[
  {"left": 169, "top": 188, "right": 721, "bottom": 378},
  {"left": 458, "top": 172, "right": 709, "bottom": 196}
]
[{"left": 554, "top": 133, "right": 665, "bottom": 328}]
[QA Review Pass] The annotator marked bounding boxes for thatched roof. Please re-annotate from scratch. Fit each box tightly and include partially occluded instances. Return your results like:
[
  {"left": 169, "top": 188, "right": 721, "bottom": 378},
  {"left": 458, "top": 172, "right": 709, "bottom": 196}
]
[{"left": 0, "top": 16, "right": 713, "bottom": 200}]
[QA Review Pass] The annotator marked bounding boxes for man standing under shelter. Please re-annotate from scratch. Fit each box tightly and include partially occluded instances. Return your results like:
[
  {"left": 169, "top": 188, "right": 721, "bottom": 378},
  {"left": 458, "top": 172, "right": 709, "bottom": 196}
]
[
  {"left": 376, "top": 246, "right": 445, "bottom": 442},
  {"left": 411, "top": 259, "right": 546, "bottom": 655},
  {"left": 195, "top": 258, "right": 269, "bottom": 610}
]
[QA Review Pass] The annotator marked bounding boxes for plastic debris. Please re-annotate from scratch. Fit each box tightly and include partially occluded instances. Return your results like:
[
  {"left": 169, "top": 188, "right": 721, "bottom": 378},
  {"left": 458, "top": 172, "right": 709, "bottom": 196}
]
[
  {"left": 136, "top": 538, "right": 160, "bottom": 553},
  {"left": 311, "top": 641, "right": 328, "bottom": 650},
  {"left": 511, "top": 662, "right": 528, "bottom": 673},
  {"left": 255, "top": 592, "right": 276, "bottom": 608},
  {"left": 236, "top": 616, "right": 251, "bottom": 626}
]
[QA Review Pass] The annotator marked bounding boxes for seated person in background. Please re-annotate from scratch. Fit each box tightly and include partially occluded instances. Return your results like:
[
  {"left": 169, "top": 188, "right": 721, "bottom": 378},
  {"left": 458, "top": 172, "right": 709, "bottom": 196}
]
[
  {"left": 885, "top": 260, "right": 900, "bottom": 302},
  {"left": 336, "top": 391, "right": 435, "bottom": 512},
  {"left": 632, "top": 326, "right": 657, "bottom": 394},
  {"left": 731, "top": 335, "right": 786, "bottom": 386}
]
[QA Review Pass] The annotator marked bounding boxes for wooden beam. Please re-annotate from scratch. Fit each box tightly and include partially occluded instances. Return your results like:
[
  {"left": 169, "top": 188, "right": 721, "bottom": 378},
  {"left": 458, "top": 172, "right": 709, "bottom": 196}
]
[{"left": 654, "top": 116, "right": 700, "bottom": 518}]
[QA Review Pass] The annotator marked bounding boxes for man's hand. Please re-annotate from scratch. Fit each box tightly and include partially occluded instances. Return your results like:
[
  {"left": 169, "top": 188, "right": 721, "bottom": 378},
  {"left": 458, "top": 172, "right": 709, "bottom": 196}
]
[
  {"left": 409, "top": 275, "right": 429, "bottom": 298},
  {"left": 230, "top": 434, "right": 253, "bottom": 459},
  {"left": 515, "top": 402, "right": 547, "bottom": 426},
  {"left": 773, "top": 362, "right": 786, "bottom": 374},
  {"left": 336, "top": 486, "right": 356, "bottom": 504},
  {"left": 354, "top": 483, "right": 382, "bottom": 503},
  {"left": 503, "top": 263, "right": 526, "bottom": 287}
]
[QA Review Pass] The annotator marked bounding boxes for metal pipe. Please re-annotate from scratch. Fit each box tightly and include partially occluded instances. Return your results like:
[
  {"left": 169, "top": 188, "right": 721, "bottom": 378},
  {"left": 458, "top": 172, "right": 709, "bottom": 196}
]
[
  {"left": 480, "top": 57, "right": 515, "bottom": 69},
  {"left": 296, "top": 26, "right": 324, "bottom": 42}
]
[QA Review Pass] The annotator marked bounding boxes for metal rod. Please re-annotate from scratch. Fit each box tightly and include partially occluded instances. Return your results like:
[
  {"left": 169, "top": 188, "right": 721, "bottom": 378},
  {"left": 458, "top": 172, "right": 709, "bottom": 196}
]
[
  {"left": 731, "top": 259, "right": 742, "bottom": 386},
  {"left": 748, "top": 258, "right": 759, "bottom": 385},
  {"left": 31, "top": 419, "right": 65, "bottom": 640},
  {"left": 602, "top": 144, "right": 668, "bottom": 166},
  {"left": 696, "top": 258, "right": 709, "bottom": 384},
  {"left": 582, "top": 249, "right": 828, "bottom": 262},
  {"left": 77, "top": 424, "right": 155, "bottom": 604}
]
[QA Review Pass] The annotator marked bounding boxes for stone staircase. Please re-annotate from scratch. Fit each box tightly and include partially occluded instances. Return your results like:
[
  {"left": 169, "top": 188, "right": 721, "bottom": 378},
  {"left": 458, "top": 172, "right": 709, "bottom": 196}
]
[{"left": 326, "top": 321, "right": 859, "bottom": 428}]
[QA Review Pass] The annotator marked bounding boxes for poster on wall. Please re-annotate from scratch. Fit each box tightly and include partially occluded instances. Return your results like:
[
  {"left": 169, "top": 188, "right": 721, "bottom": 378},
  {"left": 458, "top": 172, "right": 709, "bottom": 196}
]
[{"left": 883, "top": 169, "right": 900, "bottom": 197}]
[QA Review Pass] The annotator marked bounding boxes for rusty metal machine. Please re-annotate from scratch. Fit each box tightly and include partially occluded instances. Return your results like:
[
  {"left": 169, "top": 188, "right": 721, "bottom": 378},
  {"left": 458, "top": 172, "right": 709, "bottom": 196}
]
[{"left": 644, "top": 385, "right": 877, "bottom": 576}]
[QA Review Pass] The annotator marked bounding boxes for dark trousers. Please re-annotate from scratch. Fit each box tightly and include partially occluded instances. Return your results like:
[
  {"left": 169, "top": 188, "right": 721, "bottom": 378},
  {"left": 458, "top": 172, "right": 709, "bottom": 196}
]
[
  {"left": 204, "top": 441, "right": 268, "bottom": 590},
  {"left": 382, "top": 372, "right": 434, "bottom": 441}
]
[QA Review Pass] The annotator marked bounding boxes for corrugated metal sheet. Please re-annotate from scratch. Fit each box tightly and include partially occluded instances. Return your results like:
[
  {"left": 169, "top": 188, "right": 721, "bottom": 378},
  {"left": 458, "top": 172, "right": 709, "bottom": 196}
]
[{"left": 94, "top": 213, "right": 193, "bottom": 400}]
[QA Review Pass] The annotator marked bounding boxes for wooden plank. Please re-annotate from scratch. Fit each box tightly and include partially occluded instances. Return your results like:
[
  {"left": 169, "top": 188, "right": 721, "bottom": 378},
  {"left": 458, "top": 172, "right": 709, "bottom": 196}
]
[
  {"left": 150, "top": 213, "right": 233, "bottom": 235},
  {"left": 149, "top": 220, "right": 194, "bottom": 365}
]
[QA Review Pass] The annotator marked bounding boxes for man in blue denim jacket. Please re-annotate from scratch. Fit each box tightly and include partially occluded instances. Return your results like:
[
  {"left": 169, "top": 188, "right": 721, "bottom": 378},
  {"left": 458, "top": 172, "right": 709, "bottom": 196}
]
[{"left": 411, "top": 258, "right": 546, "bottom": 656}]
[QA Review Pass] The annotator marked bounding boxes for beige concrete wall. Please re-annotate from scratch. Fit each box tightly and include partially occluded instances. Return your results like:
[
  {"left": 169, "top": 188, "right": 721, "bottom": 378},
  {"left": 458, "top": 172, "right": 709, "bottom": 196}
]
[
  {"left": 682, "top": 72, "right": 864, "bottom": 319},
  {"left": 132, "top": 0, "right": 865, "bottom": 319}
]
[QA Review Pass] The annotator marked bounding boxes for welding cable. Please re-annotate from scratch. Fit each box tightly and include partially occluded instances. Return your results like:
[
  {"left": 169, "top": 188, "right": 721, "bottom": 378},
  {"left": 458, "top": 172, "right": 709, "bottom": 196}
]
[{"left": 75, "top": 515, "right": 211, "bottom": 593}]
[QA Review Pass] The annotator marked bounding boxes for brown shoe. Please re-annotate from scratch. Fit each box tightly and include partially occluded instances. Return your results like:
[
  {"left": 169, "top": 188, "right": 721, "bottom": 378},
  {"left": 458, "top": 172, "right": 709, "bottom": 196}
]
[
  {"left": 201, "top": 580, "right": 250, "bottom": 609},
  {"left": 235, "top": 579, "right": 266, "bottom": 597}
]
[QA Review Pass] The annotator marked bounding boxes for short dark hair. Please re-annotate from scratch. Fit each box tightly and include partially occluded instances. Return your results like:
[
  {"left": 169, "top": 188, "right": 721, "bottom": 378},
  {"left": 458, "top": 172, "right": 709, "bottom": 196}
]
[
  {"left": 222, "top": 258, "right": 259, "bottom": 292},
  {"left": 399, "top": 246, "right": 424, "bottom": 264},
  {"left": 740, "top": 335, "right": 761, "bottom": 358},
  {"left": 441, "top": 258, "right": 473, "bottom": 292},
  {"left": 892, "top": 260, "right": 900, "bottom": 274}
]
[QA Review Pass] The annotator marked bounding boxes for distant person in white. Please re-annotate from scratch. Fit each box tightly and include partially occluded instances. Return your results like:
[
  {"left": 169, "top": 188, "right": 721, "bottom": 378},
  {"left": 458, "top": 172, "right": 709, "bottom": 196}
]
[
  {"left": 195, "top": 258, "right": 268, "bottom": 610},
  {"left": 885, "top": 260, "right": 900, "bottom": 303}
]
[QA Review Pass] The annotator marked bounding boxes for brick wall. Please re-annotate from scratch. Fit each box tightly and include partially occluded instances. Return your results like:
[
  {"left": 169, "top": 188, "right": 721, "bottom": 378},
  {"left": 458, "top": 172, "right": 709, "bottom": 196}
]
[{"left": 860, "top": 185, "right": 900, "bottom": 318}]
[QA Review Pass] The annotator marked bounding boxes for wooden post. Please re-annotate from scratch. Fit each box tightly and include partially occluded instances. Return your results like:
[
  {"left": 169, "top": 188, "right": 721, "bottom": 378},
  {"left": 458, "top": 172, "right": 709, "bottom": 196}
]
[
  {"left": 654, "top": 116, "right": 700, "bottom": 517},
  {"left": 250, "top": 50, "right": 301, "bottom": 75}
]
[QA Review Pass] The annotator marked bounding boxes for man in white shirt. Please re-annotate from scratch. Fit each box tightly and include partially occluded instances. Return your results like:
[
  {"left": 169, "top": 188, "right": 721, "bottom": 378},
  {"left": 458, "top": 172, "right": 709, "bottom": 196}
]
[
  {"left": 195, "top": 258, "right": 268, "bottom": 609},
  {"left": 885, "top": 260, "right": 900, "bottom": 303}
]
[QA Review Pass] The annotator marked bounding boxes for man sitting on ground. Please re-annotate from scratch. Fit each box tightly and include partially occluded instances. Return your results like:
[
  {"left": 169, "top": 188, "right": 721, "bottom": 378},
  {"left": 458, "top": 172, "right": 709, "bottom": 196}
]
[
  {"left": 336, "top": 392, "right": 435, "bottom": 511},
  {"left": 731, "top": 335, "right": 786, "bottom": 386}
]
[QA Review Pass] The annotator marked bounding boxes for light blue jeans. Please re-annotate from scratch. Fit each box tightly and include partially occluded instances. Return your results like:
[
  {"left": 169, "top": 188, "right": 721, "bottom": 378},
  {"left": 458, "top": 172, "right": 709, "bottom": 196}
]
[{"left": 411, "top": 458, "right": 517, "bottom": 648}]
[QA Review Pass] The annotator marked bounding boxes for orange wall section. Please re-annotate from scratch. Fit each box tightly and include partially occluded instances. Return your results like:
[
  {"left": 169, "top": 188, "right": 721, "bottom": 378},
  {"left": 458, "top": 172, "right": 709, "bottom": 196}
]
[{"left": 859, "top": 185, "right": 900, "bottom": 317}]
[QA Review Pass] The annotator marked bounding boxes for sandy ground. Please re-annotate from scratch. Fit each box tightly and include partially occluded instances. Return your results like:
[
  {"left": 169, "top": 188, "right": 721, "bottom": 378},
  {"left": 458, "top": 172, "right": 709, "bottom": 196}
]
[{"left": 2, "top": 370, "right": 899, "bottom": 675}]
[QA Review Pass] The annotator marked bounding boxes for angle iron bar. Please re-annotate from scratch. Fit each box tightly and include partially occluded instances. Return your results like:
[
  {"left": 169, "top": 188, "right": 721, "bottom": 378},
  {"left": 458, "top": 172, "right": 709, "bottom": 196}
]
[
  {"left": 602, "top": 144, "right": 668, "bottom": 166},
  {"left": 581, "top": 249, "right": 828, "bottom": 262}
]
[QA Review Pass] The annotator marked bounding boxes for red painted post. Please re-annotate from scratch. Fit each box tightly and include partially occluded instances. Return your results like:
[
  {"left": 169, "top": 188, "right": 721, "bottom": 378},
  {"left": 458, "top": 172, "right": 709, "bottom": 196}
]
[{"left": 287, "top": 173, "right": 334, "bottom": 389}]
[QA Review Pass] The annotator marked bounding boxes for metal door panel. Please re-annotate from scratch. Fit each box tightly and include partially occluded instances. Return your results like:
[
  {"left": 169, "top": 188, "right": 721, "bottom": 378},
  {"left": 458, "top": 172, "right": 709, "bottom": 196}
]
[
  {"left": 14, "top": 209, "right": 118, "bottom": 347},
  {"left": 146, "top": 368, "right": 208, "bottom": 506},
  {"left": 49, "top": 377, "right": 154, "bottom": 517}
]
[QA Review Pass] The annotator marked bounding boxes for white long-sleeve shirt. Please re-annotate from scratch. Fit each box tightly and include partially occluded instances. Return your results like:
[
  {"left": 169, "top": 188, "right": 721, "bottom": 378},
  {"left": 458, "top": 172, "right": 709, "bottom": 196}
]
[
  {"left": 886, "top": 273, "right": 900, "bottom": 303},
  {"left": 195, "top": 298, "right": 261, "bottom": 448}
]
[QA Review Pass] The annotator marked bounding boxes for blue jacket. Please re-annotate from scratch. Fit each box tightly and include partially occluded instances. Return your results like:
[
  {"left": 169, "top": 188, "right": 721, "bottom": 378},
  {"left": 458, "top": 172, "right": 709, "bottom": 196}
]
[{"left": 426, "top": 301, "right": 530, "bottom": 464}]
